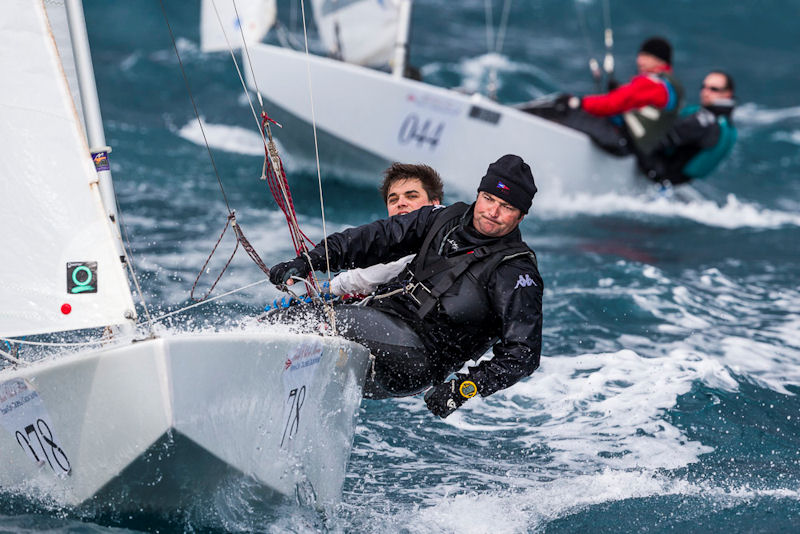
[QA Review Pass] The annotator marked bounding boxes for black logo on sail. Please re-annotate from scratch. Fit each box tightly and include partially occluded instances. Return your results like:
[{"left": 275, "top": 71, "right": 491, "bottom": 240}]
[{"left": 66, "top": 262, "right": 97, "bottom": 294}]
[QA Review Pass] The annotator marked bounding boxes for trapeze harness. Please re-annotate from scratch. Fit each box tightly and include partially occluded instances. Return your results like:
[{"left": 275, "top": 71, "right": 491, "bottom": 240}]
[{"left": 373, "top": 203, "right": 537, "bottom": 322}]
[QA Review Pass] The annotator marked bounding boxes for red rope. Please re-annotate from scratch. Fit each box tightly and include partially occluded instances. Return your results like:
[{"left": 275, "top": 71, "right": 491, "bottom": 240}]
[{"left": 261, "top": 112, "right": 318, "bottom": 289}]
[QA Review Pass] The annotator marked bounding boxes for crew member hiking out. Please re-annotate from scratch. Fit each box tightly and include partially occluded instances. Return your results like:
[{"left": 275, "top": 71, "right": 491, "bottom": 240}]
[
  {"left": 640, "top": 70, "right": 738, "bottom": 185},
  {"left": 267, "top": 155, "right": 543, "bottom": 419},
  {"left": 328, "top": 162, "right": 443, "bottom": 298},
  {"left": 525, "top": 36, "right": 684, "bottom": 159}
]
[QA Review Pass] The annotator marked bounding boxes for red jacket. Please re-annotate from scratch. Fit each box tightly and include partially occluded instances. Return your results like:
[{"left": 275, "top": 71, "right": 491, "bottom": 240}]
[{"left": 582, "top": 67, "right": 672, "bottom": 117}]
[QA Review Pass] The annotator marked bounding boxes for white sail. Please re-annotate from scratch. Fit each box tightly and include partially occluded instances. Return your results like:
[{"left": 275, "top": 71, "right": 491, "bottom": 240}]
[
  {"left": 201, "top": 0, "right": 276, "bottom": 52},
  {"left": 0, "top": 0, "right": 135, "bottom": 338},
  {"left": 311, "top": 0, "right": 402, "bottom": 67},
  {"left": 43, "top": 1, "right": 85, "bottom": 133}
]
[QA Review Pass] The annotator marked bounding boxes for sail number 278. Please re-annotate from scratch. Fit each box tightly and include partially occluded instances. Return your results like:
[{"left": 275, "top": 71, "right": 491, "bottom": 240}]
[{"left": 398, "top": 114, "right": 445, "bottom": 150}]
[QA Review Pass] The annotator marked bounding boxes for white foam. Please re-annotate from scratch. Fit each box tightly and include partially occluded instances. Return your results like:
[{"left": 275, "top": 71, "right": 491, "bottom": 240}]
[
  {"left": 177, "top": 119, "right": 275, "bottom": 157},
  {"left": 772, "top": 130, "right": 800, "bottom": 145},
  {"left": 365, "top": 467, "right": 800, "bottom": 533},
  {"left": 540, "top": 191, "right": 800, "bottom": 228},
  {"left": 734, "top": 103, "right": 800, "bottom": 126}
]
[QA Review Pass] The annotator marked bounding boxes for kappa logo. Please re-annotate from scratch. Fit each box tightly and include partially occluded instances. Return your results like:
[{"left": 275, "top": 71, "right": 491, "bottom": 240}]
[{"left": 514, "top": 273, "right": 537, "bottom": 289}]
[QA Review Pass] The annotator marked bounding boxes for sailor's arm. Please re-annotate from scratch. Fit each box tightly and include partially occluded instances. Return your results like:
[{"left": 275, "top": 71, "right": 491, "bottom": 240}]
[
  {"left": 468, "top": 258, "right": 543, "bottom": 397},
  {"left": 269, "top": 206, "right": 439, "bottom": 287},
  {"left": 424, "top": 257, "right": 543, "bottom": 418},
  {"left": 328, "top": 255, "right": 414, "bottom": 296},
  {"left": 581, "top": 75, "right": 669, "bottom": 116}
]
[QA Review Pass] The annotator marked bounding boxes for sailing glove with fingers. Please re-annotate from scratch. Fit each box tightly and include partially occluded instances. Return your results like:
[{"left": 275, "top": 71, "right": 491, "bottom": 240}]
[
  {"left": 269, "top": 257, "right": 311, "bottom": 286},
  {"left": 424, "top": 374, "right": 478, "bottom": 418}
]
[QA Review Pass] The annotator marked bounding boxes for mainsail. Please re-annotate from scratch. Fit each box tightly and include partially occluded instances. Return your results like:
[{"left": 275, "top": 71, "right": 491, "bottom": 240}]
[
  {"left": 200, "top": 0, "right": 277, "bottom": 52},
  {"left": 310, "top": 0, "right": 403, "bottom": 67},
  {"left": 0, "top": 0, "right": 135, "bottom": 337}
]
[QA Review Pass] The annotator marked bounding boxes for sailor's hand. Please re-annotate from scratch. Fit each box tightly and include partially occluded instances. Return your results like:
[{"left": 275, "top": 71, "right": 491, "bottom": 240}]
[
  {"left": 554, "top": 93, "right": 581, "bottom": 114},
  {"left": 269, "top": 257, "right": 310, "bottom": 286},
  {"left": 424, "top": 375, "right": 478, "bottom": 418}
]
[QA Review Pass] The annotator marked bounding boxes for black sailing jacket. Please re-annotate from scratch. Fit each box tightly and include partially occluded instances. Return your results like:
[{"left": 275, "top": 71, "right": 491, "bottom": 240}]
[{"left": 306, "top": 202, "right": 543, "bottom": 397}]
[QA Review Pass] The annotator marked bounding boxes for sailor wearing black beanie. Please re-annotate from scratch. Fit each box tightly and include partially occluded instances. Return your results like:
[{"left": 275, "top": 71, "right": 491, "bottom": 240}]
[{"left": 477, "top": 154, "right": 538, "bottom": 214}]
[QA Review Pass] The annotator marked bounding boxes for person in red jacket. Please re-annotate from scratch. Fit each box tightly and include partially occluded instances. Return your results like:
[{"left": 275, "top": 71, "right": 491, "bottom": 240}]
[{"left": 527, "top": 37, "right": 684, "bottom": 158}]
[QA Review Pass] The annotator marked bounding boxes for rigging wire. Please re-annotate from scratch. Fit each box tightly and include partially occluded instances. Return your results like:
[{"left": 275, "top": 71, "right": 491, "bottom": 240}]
[
  {"left": 573, "top": 0, "right": 603, "bottom": 90},
  {"left": 159, "top": 1, "right": 232, "bottom": 215},
  {"left": 601, "top": 0, "right": 615, "bottom": 82},
  {"left": 484, "top": 0, "right": 495, "bottom": 55},
  {"left": 482, "top": 0, "right": 513, "bottom": 100},
  {"left": 208, "top": 0, "right": 313, "bottom": 259},
  {"left": 193, "top": 1, "right": 336, "bottom": 328},
  {"left": 494, "top": 0, "right": 513, "bottom": 55},
  {"left": 113, "top": 193, "right": 156, "bottom": 331},
  {"left": 209, "top": 0, "right": 320, "bottom": 287},
  {"left": 298, "top": 0, "right": 338, "bottom": 331}
]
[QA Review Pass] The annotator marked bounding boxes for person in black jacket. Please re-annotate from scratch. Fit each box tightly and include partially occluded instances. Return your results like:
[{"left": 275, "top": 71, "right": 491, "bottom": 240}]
[
  {"left": 640, "top": 70, "right": 737, "bottom": 185},
  {"left": 268, "top": 155, "right": 543, "bottom": 418}
]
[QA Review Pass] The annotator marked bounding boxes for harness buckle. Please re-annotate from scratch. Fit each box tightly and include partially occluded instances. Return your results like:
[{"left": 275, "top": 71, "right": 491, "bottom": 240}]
[{"left": 404, "top": 280, "right": 432, "bottom": 306}]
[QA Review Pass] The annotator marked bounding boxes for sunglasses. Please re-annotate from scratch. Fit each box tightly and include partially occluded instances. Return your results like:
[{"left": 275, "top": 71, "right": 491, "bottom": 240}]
[{"left": 701, "top": 84, "right": 728, "bottom": 93}]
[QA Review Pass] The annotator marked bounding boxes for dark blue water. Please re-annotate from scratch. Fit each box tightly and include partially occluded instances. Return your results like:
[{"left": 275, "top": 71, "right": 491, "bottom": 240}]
[{"left": 3, "top": 0, "right": 800, "bottom": 531}]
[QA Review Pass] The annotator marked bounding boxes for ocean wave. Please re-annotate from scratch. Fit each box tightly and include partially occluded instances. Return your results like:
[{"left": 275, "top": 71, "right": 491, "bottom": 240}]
[
  {"left": 540, "top": 192, "right": 800, "bottom": 228},
  {"left": 734, "top": 103, "right": 800, "bottom": 126},
  {"left": 177, "top": 119, "right": 275, "bottom": 157}
]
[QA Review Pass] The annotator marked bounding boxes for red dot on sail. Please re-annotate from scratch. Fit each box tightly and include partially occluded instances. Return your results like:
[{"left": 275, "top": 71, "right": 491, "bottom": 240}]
[{"left": 61, "top": 303, "right": 72, "bottom": 315}]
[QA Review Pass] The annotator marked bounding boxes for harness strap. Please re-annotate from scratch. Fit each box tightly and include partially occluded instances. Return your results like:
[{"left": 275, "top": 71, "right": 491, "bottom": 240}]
[
  {"left": 413, "top": 203, "right": 470, "bottom": 271},
  {"left": 411, "top": 241, "right": 533, "bottom": 319}
]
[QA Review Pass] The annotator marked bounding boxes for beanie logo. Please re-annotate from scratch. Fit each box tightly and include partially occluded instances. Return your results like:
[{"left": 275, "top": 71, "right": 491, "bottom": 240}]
[{"left": 496, "top": 180, "right": 511, "bottom": 191}]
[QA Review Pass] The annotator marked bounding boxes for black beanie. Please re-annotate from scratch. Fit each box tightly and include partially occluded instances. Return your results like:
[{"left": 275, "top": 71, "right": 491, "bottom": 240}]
[
  {"left": 477, "top": 154, "right": 537, "bottom": 214},
  {"left": 639, "top": 36, "right": 672, "bottom": 65}
]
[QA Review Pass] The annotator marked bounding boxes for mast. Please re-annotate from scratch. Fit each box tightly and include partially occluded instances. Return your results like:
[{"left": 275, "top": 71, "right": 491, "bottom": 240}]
[
  {"left": 64, "top": 0, "right": 124, "bottom": 244},
  {"left": 392, "top": 0, "right": 412, "bottom": 78}
]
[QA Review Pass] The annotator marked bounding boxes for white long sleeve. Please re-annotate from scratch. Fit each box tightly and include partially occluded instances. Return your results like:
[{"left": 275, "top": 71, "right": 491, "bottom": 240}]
[{"left": 329, "top": 255, "right": 413, "bottom": 296}]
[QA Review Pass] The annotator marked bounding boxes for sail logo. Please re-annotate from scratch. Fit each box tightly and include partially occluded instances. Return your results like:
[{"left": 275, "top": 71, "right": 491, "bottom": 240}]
[
  {"left": 91, "top": 150, "right": 110, "bottom": 171},
  {"left": 514, "top": 273, "right": 537, "bottom": 289},
  {"left": 66, "top": 262, "right": 97, "bottom": 294},
  {"left": 496, "top": 181, "right": 511, "bottom": 191}
]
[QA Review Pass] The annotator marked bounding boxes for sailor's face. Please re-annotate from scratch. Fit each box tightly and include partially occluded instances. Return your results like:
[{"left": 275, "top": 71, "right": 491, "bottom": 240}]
[
  {"left": 386, "top": 178, "right": 438, "bottom": 216},
  {"left": 700, "top": 73, "right": 732, "bottom": 106},
  {"left": 636, "top": 52, "right": 666, "bottom": 74},
  {"left": 473, "top": 192, "right": 523, "bottom": 238}
]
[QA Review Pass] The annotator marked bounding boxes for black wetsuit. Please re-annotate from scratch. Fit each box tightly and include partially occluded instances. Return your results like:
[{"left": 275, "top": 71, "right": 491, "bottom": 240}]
[
  {"left": 640, "top": 101, "right": 736, "bottom": 184},
  {"left": 285, "top": 202, "right": 543, "bottom": 400}
]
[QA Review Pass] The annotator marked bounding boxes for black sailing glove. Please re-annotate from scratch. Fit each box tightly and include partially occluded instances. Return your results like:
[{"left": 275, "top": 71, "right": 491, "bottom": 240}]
[
  {"left": 553, "top": 93, "right": 581, "bottom": 115},
  {"left": 424, "top": 374, "right": 478, "bottom": 419},
  {"left": 268, "top": 257, "right": 311, "bottom": 286}
]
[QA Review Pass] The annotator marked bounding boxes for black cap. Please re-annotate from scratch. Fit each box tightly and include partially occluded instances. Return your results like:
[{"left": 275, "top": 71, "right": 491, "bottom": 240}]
[
  {"left": 477, "top": 155, "right": 537, "bottom": 214},
  {"left": 639, "top": 36, "right": 672, "bottom": 65}
]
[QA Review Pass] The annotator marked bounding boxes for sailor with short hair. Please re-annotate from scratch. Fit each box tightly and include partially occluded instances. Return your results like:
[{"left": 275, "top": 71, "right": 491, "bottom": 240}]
[{"left": 640, "top": 70, "right": 738, "bottom": 185}]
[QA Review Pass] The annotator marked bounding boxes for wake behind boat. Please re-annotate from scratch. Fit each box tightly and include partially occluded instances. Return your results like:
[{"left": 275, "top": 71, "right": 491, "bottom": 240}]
[{"left": 0, "top": 0, "right": 369, "bottom": 513}]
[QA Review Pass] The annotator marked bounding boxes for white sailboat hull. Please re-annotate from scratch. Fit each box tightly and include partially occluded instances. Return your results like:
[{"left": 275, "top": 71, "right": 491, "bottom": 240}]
[
  {"left": 0, "top": 331, "right": 370, "bottom": 511},
  {"left": 245, "top": 44, "right": 643, "bottom": 199}
]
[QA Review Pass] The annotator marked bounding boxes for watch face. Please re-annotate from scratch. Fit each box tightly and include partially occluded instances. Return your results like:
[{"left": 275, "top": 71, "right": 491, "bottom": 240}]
[{"left": 459, "top": 380, "right": 477, "bottom": 399}]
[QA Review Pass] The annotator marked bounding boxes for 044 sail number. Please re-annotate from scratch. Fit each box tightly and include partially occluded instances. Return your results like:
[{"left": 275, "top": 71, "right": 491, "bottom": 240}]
[{"left": 398, "top": 114, "right": 445, "bottom": 150}]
